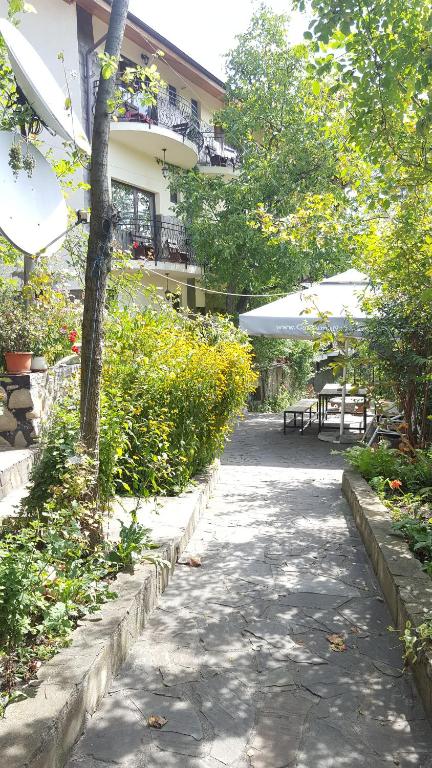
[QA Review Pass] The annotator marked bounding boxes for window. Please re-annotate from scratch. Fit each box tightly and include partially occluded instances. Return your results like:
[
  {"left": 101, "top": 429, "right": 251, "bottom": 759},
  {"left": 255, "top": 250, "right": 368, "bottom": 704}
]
[
  {"left": 111, "top": 180, "right": 155, "bottom": 249},
  {"left": 170, "top": 188, "right": 178, "bottom": 205},
  {"left": 191, "top": 98, "right": 199, "bottom": 120},
  {"left": 168, "top": 84, "right": 177, "bottom": 106}
]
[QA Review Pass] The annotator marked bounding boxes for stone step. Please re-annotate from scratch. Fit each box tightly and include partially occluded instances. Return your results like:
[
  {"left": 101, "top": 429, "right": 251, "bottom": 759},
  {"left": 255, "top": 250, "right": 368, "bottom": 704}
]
[{"left": 0, "top": 447, "right": 36, "bottom": 501}]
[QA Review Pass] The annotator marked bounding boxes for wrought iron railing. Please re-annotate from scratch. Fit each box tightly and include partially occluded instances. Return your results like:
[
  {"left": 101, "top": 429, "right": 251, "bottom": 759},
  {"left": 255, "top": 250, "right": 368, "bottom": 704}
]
[
  {"left": 114, "top": 218, "right": 198, "bottom": 267},
  {"left": 198, "top": 132, "right": 240, "bottom": 170},
  {"left": 115, "top": 84, "right": 204, "bottom": 153}
]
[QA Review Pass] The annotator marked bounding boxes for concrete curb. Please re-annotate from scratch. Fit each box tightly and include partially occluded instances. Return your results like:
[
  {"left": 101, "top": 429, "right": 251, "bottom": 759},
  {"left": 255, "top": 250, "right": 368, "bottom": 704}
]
[
  {"left": 342, "top": 468, "right": 432, "bottom": 720},
  {"left": 0, "top": 461, "right": 220, "bottom": 768},
  {"left": 0, "top": 447, "right": 36, "bottom": 501}
]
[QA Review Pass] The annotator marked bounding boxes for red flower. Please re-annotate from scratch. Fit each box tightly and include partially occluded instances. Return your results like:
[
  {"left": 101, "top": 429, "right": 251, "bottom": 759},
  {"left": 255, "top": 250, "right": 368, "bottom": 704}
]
[
  {"left": 71, "top": 345, "right": 80, "bottom": 355},
  {"left": 68, "top": 329, "right": 78, "bottom": 343},
  {"left": 389, "top": 479, "right": 402, "bottom": 490},
  {"left": 132, "top": 241, "right": 139, "bottom": 249}
]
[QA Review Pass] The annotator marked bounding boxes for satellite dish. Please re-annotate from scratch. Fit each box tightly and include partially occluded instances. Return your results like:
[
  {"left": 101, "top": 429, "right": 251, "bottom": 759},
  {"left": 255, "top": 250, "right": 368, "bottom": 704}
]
[
  {"left": 0, "top": 131, "right": 68, "bottom": 256},
  {"left": 0, "top": 18, "right": 91, "bottom": 155}
]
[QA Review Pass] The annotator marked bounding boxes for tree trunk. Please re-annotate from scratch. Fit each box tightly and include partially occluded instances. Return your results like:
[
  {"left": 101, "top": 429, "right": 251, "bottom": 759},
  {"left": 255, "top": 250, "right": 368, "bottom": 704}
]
[
  {"left": 226, "top": 281, "right": 237, "bottom": 315},
  {"left": 80, "top": 0, "right": 130, "bottom": 473},
  {"left": 236, "top": 290, "right": 250, "bottom": 315}
]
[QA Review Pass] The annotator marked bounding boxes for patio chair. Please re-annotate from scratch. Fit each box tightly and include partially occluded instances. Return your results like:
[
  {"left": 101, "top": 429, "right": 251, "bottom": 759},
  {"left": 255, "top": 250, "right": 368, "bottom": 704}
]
[{"left": 364, "top": 401, "right": 405, "bottom": 447}]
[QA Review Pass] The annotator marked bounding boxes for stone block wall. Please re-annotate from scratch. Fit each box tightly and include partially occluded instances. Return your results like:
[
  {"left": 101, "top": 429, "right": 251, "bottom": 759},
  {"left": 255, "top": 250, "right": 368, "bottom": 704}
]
[{"left": 0, "top": 361, "right": 79, "bottom": 449}]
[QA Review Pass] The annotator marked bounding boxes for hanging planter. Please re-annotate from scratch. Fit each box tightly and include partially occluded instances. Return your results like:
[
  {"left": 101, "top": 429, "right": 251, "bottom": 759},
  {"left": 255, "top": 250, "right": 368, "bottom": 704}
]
[{"left": 4, "top": 351, "right": 34, "bottom": 374}]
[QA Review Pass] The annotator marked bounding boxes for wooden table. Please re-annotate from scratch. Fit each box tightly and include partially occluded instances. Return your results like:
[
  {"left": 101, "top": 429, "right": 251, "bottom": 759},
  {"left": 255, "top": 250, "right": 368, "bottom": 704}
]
[{"left": 318, "top": 383, "right": 368, "bottom": 434}]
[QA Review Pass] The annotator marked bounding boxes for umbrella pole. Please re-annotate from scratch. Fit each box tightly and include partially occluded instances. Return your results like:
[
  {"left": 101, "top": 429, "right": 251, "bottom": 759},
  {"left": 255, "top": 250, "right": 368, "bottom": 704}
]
[{"left": 339, "top": 339, "right": 349, "bottom": 441}]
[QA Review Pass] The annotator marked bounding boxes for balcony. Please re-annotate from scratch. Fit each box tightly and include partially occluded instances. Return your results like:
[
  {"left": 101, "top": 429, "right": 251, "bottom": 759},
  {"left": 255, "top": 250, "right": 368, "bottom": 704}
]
[
  {"left": 198, "top": 131, "right": 240, "bottom": 176},
  {"left": 113, "top": 217, "right": 201, "bottom": 272},
  {"left": 109, "top": 85, "right": 203, "bottom": 169}
]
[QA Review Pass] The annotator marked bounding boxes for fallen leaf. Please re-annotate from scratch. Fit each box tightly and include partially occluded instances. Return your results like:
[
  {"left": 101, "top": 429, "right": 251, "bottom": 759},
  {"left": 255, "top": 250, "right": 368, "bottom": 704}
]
[
  {"left": 147, "top": 714, "right": 167, "bottom": 729},
  {"left": 178, "top": 556, "right": 202, "bottom": 567},
  {"left": 326, "top": 633, "right": 347, "bottom": 652},
  {"left": 350, "top": 625, "right": 362, "bottom": 635}
]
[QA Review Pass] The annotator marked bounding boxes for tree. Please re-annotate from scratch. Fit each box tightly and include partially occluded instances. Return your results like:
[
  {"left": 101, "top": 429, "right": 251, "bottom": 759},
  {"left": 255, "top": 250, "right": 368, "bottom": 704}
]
[
  {"left": 302, "top": 0, "right": 432, "bottom": 437},
  {"left": 303, "top": 0, "right": 432, "bottom": 191},
  {"left": 79, "top": 0, "right": 130, "bottom": 468},
  {"left": 172, "top": 7, "right": 353, "bottom": 315},
  {"left": 357, "top": 191, "right": 432, "bottom": 445}
]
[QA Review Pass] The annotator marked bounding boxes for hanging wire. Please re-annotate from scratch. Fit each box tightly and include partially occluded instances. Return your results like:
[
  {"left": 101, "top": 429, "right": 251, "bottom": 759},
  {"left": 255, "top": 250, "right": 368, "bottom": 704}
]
[
  {"left": 140, "top": 264, "right": 289, "bottom": 298},
  {"left": 34, "top": 219, "right": 83, "bottom": 258}
]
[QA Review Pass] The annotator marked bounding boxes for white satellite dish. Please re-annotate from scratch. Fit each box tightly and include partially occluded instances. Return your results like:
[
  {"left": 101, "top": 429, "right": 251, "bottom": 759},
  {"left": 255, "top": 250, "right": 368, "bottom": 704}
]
[
  {"left": 0, "top": 18, "right": 91, "bottom": 155},
  {"left": 0, "top": 131, "right": 68, "bottom": 256}
]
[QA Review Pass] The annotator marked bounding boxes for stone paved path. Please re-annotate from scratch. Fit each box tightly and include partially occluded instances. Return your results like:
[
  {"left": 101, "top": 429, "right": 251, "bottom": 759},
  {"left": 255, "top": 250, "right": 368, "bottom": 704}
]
[{"left": 68, "top": 414, "right": 432, "bottom": 768}]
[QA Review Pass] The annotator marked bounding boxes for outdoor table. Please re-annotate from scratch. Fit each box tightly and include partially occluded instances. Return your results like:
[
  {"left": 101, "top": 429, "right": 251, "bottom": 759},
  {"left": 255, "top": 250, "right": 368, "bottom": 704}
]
[{"left": 318, "top": 383, "right": 368, "bottom": 434}]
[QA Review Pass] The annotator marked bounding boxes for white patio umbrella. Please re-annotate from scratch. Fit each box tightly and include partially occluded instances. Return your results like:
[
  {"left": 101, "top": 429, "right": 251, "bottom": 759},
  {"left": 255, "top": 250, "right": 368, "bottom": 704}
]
[{"left": 239, "top": 269, "right": 371, "bottom": 439}]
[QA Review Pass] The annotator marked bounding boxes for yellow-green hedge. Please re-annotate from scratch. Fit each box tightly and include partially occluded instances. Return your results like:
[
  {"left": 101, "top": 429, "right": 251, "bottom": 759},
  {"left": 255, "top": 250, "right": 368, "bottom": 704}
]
[{"left": 100, "top": 304, "right": 257, "bottom": 497}]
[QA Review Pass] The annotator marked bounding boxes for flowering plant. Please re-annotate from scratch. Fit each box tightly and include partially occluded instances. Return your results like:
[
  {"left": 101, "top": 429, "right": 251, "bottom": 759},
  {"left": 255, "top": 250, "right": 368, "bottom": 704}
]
[
  {"left": 0, "top": 292, "right": 41, "bottom": 354},
  {"left": 388, "top": 478, "right": 403, "bottom": 491},
  {"left": 0, "top": 284, "right": 82, "bottom": 368}
]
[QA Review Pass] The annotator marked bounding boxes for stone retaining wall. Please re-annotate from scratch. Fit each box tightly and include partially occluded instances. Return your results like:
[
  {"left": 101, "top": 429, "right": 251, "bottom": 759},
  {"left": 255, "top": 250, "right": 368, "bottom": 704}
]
[
  {"left": 343, "top": 468, "right": 432, "bottom": 720},
  {"left": 0, "top": 361, "right": 79, "bottom": 449}
]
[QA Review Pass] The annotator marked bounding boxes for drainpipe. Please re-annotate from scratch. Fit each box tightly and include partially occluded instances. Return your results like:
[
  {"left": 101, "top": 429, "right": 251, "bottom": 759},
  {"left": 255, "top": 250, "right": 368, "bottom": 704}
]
[{"left": 85, "top": 34, "right": 108, "bottom": 139}]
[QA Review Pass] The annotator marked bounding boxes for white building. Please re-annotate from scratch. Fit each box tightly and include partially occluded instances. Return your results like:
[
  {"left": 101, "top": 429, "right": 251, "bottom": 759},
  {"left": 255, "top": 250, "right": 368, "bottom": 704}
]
[{"left": 0, "top": 0, "right": 239, "bottom": 308}]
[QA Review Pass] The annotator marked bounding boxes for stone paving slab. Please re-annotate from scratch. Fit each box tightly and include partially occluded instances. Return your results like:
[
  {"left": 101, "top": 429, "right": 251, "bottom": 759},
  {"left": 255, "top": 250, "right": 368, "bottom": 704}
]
[{"left": 68, "top": 414, "right": 432, "bottom": 768}]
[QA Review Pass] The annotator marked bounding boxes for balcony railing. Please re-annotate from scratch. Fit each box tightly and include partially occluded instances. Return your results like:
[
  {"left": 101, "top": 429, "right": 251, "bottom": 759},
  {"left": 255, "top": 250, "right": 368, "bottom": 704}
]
[
  {"left": 115, "top": 84, "right": 205, "bottom": 153},
  {"left": 198, "top": 132, "right": 240, "bottom": 170},
  {"left": 114, "top": 218, "right": 199, "bottom": 268}
]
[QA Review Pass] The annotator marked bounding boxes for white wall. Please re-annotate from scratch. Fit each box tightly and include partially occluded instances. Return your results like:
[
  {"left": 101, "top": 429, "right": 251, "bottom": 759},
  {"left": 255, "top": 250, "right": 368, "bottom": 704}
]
[
  {"left": 0, "top": 1, "right": 215, "bottom": 304},
  {"left": 109, "top": 139, "right": 175, "bottom": 216}
]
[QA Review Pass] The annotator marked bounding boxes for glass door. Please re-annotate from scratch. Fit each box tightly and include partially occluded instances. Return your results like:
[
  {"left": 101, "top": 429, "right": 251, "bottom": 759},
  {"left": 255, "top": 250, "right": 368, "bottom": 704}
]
[{"left": 112, "top": 180, "right": 155, "bottom": 257}]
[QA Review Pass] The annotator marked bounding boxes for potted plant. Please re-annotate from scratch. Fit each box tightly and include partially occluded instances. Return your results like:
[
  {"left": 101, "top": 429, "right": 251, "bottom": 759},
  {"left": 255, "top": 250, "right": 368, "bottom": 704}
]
[
  {"left": 0, "top": 284, "right": 83, "bottom": 374},
  {"left": 0, "top": 296, "right": 39, "bottom": 374},
  {"left": 3, "top": 330, "right": 35, "bottom": 375}
]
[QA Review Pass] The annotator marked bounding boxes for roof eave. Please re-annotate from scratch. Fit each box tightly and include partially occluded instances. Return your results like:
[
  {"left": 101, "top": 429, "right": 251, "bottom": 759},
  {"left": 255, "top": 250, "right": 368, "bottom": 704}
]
[{"left": 73, "top": 0, "right": 226, "bottom": 100}]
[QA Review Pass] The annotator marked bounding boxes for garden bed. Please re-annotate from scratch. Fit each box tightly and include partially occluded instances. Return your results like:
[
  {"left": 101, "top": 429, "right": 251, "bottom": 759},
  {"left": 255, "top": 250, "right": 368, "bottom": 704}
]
[
  {"left": 0, "top": 461, "right": 219, "bottom": 768},
  {"left": 342, "top": 468, "right": 432, "bottom": 720}
]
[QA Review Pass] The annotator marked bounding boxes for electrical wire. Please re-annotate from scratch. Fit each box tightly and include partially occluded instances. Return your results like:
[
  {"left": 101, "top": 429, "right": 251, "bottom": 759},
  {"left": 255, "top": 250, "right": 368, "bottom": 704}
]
[
  {"left": 139, "top": 264, "right": 289, "bottom": 298},
  {"left": 35, "top": 220, "right": 82, "bottom": 258}
]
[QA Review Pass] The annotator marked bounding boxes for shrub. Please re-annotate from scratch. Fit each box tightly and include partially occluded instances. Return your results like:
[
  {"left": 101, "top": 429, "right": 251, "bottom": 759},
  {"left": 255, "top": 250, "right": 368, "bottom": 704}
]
[
  {"left": 345, "top": 443, "right": 432, "bottom": 496},
  {"left": 1, "top": 458, "right": 158, "bottom": 711},
  {"left": 25, "top": 303, "right": 256, "bottom": 509},
  {"left": 251, "top": 338, "right": 314, "bottom": 411},
  {"left": 23, "top": 382, "right": 80, "bottom": 516},
  {"left": 101, "top": 303, "right": 256, "bottom": 497},
  {"left": 344, "top": 443, "right": 407, "bottom": 483}
]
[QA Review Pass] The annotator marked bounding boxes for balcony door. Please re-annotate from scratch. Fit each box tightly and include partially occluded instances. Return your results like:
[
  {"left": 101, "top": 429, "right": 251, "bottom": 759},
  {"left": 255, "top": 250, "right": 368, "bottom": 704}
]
[{"left": 112, "top": 180, "right": 155, "bottom": 250}]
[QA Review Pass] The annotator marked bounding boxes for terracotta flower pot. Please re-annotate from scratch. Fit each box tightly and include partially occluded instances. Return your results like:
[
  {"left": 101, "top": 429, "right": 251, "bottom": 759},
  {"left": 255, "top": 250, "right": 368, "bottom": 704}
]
[{"left": 4, "top": 351, "right": 34, "bottom": 374}]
